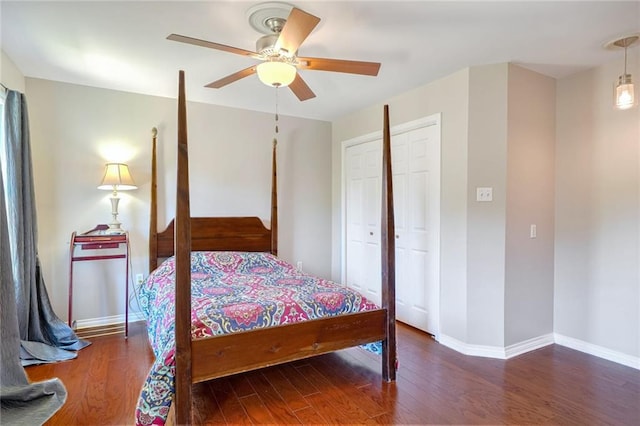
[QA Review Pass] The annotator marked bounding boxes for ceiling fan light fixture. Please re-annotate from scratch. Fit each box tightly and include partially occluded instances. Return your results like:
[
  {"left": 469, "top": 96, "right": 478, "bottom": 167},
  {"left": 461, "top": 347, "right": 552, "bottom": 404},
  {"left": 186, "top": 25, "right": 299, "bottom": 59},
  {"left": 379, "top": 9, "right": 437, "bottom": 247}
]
[{"left": 257, "top": 61, "right": 296, "bottom": 87}]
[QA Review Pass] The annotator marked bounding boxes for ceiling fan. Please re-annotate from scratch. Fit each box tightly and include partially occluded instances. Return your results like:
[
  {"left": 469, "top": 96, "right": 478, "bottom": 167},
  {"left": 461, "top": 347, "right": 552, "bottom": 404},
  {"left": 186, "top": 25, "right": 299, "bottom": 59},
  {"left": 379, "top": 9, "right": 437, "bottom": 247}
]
[{"left": 167, "top": 2, "right": 381, "bottom": 101}]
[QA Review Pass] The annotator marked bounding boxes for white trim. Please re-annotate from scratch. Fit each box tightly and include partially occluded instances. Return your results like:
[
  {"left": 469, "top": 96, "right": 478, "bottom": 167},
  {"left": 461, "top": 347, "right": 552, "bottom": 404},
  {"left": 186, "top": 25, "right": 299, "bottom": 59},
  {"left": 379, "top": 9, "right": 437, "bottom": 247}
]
[
  {"left": 505, "top": 333, "right": 555, "bottom": 358},
  {"left": 439, "top": 332, "right": 639, "bottom": 369},
  {"left": 554, "top": 333, "right": 640, "bottom": 370},
  {"left": 439, "top": 333, "right": 555, "bottom": 359},
  {"left": 341, "top": 114, "right": 442, "bottom": 151},
  {"left": 439, "top": 334, "right": 507, "bottom": 359},
  {"left": 74, "top": 312, "right": 146, "bottom": 329}
]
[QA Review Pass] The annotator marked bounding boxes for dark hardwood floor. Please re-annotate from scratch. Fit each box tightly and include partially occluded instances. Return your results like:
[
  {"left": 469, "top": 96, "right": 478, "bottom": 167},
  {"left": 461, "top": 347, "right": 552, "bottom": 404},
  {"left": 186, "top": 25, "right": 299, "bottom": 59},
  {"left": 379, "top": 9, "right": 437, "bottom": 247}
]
[{"left": 26, "top": 321, "right": 640, "bottom": 425}]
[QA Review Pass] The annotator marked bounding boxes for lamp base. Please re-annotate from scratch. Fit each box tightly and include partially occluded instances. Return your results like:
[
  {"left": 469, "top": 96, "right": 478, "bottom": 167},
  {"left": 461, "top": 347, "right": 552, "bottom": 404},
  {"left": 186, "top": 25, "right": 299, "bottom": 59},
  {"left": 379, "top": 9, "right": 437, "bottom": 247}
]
[
  {"left": 105, "top": 196, "right": 126, "bottom": 234},
  {"left": 105, "top": 222, "right": 126, "bottom": 235}
]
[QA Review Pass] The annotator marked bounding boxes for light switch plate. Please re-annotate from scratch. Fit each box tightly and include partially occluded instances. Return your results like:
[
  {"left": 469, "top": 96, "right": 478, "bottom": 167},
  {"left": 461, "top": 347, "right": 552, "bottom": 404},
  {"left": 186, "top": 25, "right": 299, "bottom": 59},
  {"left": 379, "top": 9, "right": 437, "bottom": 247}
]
[{"left": 476, "top": 187, "right": 493, "bottom": 202}]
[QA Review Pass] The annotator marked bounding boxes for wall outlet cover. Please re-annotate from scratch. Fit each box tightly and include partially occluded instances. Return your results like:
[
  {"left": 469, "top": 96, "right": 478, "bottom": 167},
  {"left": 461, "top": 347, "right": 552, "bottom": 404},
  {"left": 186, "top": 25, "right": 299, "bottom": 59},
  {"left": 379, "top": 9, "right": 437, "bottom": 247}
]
[{"left": 476, "top": 187, "right": 493, "bottom": 202}]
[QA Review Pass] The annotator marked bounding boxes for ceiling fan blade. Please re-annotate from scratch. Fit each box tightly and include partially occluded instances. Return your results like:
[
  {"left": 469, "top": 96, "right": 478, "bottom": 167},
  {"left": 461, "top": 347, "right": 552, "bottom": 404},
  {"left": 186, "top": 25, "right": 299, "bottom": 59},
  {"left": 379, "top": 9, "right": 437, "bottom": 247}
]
[
  {"left": 297, "top": 57, "right": 381, "bottom": 76},
  {"left": 275, "top": 8, "right": 321, "bottom": 55},
  {"left": 167, "top": 34, "right": 260, "bottom": 59},
  {"left": 289, "top": 73, "right": 316, "bottom": 101},
  {"left": 205, "top": 66, "right": 257, "bottom": 89}
]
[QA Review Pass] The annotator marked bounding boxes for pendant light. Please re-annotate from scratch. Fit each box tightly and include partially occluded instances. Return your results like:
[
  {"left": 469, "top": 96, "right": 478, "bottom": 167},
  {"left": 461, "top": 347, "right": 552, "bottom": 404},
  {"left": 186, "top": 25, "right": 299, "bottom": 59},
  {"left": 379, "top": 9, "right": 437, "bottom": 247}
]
[{"left": 610, "top": 35, "right": 638, "bottom": 110}]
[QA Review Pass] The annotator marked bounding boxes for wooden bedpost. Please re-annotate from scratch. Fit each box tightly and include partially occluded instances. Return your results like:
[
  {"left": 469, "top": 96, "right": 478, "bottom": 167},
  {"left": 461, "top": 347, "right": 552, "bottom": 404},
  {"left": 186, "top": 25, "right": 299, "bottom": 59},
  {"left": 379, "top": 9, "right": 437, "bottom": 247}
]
[
  {"left": 270, "top": 138, "right": 278, "bottom": 256},
  {"left": 174, "top": 70, "right": 193, "bottom": 425},
  {"left": 149, "top": 127, "right": 158, "bottom": 274},
  {"left": 380, "top": 104, "right": 397, "bottom": 381}
]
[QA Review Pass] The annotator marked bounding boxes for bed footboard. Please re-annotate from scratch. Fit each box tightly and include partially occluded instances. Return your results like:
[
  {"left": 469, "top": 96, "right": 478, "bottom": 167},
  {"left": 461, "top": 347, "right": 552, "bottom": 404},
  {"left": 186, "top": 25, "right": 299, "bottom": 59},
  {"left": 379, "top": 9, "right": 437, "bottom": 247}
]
[{"left": 191, "top": 310, "right": 386, "bottom": 383}]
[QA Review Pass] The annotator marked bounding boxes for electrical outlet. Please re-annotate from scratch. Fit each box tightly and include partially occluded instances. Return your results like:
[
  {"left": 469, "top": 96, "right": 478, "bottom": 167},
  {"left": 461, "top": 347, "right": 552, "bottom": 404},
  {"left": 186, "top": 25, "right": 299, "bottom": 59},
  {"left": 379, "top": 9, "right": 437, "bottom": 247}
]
[
  {"left": 296, "top": 261, "right": 303, "bottom": 272},
  {"left": 136, "top": 273, "right": 144, "bottom": 285}
]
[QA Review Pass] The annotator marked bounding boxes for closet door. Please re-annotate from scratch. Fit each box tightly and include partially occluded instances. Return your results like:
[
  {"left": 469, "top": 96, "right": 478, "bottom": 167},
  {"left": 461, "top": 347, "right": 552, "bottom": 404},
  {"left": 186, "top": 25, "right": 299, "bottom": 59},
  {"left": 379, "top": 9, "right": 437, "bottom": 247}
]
[
  {"left": 343, "top": 115, "right": 440, "bottom": 336},
  {"left": 345, "top": 139, "right": 382, "bottom": 306},
  {"left": 392, "top": 124, "right": 440, "bottom": 335}
]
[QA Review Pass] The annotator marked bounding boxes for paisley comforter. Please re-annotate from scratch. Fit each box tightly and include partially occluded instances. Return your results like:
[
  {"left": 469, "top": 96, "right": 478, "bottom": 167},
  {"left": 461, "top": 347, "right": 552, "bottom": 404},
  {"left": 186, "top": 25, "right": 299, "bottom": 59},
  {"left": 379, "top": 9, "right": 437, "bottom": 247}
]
[{"left": 135, "top": 251, "right": 377, "bottom": 425}]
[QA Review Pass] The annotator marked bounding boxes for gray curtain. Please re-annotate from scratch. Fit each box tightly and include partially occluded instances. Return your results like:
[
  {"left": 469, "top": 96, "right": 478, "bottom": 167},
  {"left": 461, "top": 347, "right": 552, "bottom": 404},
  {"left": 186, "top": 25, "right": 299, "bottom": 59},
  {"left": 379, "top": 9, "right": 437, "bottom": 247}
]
[
  {"left": 0, "top": 90, "right": 92, "bottom": 421},
  {"left": 1, "top": 90, "right": 89, "bottom": 363},
  {"left": 1, "top": 162, "right": 67, "bottom": 424}
]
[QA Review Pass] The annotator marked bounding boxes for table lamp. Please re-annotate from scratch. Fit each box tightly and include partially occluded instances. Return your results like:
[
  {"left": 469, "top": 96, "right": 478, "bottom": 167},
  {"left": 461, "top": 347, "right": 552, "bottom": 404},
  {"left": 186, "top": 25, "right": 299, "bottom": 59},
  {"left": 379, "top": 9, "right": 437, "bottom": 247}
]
[{"left": 97, "top": 163, "right": 137, "bottom": 234}]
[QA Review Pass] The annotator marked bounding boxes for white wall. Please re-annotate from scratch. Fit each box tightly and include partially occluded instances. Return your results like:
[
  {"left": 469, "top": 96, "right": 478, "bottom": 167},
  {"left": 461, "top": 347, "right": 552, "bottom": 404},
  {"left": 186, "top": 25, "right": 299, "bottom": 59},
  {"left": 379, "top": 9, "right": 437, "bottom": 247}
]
[
  {"left": 466, "top": 63, "right": 508, "bottom": 347},
  {"left": 555, "top": 56, "right": 640, "bottom": 362},
  {"left": 1, "top": 49, "right": 25, "bottom": 92},
  {"left": 25, "top": 78, "right": 332, "bottom": 325},
  {"left": 504, "top": 64, "right": 556, "bottom": 346},
  {"left": 465, "top": 64, "right": 556, "bottom": 350}
]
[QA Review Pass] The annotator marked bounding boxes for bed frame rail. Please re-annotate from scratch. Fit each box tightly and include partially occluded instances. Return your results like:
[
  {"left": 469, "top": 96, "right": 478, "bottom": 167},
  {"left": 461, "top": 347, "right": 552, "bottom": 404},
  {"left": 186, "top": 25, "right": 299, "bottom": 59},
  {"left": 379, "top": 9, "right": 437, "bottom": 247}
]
[{"left": 192, "top": 310, "right": 386, "bottom": 383}]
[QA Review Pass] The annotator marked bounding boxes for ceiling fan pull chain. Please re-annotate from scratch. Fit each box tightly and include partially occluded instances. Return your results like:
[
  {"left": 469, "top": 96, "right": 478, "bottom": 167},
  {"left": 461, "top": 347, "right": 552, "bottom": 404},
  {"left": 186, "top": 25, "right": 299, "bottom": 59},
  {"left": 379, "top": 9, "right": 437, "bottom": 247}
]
[{"left": 275, "top": 86, "right": 279, "bottom": 134}]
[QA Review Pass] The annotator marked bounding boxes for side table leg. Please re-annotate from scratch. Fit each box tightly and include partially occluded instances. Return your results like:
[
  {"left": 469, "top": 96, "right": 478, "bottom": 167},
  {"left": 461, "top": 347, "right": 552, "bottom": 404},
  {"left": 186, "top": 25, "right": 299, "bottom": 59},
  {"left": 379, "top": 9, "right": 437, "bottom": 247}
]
[
  {"left": 125, "top": 236, "right": 130, "bottom": 338},
  {"left": 68, "top": 232, "right": 76, "bottom": 328}
]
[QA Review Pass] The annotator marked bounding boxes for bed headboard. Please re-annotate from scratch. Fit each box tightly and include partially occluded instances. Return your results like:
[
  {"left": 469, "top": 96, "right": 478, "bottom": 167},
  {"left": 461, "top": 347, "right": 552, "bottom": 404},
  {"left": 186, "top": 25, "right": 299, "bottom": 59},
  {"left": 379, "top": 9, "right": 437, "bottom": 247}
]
[
  {"left": 155, "top": 217, "right": 272, "bottom": 260},
  {"left": 148, "top": 124, "right": 278, "bottom": 273}
]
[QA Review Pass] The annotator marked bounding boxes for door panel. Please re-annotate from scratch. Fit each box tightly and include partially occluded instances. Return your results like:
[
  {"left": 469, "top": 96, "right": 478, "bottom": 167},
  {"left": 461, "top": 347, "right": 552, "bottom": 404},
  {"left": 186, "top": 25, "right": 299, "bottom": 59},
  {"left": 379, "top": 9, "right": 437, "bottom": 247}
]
[
  {"left": 344, "top": 116, "right": 440, "bottom": 335},
  {"left": 345, "top": 140, "right": 381, "bottom": 305}
]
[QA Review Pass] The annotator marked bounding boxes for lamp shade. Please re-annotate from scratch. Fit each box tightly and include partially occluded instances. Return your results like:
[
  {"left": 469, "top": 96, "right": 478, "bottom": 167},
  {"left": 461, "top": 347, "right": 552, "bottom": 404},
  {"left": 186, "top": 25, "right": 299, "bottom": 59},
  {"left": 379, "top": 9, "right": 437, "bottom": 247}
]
[
  {"left": 615, "top": 74, "right": 636, "bottom": 110},
  {"left": 256, "top": 61, "right": 297, "bottom": 87},
  {"left": 97, "top": 163, "right": 137, "bottom": 190}
]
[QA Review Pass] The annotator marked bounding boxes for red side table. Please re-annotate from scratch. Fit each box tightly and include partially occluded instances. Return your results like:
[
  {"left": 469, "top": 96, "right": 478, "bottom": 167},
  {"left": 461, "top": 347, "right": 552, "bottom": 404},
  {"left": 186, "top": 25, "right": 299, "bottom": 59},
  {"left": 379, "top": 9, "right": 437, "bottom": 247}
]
[{"left": 68, "top": 225, "right": 130, "bottom": 337}]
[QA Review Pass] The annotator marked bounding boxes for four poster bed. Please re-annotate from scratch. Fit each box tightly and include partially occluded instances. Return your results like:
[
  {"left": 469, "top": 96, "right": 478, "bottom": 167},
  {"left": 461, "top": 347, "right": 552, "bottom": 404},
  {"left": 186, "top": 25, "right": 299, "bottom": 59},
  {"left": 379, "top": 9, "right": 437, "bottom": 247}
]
[{"left": 135, "top": 71, "right": 396, "bottom": 425}]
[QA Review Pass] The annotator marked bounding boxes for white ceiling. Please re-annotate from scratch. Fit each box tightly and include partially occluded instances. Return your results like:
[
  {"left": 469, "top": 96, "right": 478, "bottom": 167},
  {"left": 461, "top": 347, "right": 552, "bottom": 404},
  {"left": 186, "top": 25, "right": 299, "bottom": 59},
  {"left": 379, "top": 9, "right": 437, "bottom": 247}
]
[{"left": 2, "top": 1, "right": 639, "bottom": 121}]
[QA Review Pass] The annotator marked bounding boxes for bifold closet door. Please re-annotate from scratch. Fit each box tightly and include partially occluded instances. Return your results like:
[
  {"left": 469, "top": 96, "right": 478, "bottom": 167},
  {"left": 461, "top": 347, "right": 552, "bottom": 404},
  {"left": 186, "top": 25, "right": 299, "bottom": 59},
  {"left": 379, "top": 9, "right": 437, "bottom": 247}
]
[
  {"left": 344, "top": 117, "right": 440, "bottom": 335},
  {"left": 392, "top": 124, "right": 440, "bottom": 335},
  {"left": 345, "top": 139, "right": 383, "bottom": 306}
]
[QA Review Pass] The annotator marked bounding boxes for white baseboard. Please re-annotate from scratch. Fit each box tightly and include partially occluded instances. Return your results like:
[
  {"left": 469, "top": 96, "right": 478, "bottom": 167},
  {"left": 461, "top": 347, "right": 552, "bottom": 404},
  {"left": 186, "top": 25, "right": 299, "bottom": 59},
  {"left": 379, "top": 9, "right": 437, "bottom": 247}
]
[
  {"left": 74, "top": 312, "right": 146, "bottom": 330},
  {"left": 439, "top": 332, "right": 638, "bottom": 370},
  {"left": 554, "top": 333, "right": 640, "bottom": 370},
  {"left": 439, "top": 333, "right": 554, "bottom": 360},
  {"left": 439, "top": 334, "right": 507, "bottom": 359},
  {"left": 505, "top": 333, "right": 555, "bottom": 358}
]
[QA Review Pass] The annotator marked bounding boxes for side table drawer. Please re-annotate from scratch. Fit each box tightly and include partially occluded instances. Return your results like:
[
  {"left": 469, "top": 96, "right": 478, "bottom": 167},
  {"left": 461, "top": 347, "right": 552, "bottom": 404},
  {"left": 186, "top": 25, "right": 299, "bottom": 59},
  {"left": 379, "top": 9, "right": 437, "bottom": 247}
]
[{"left": 82, "top": 242, "right": 120, "bottom": 250}]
